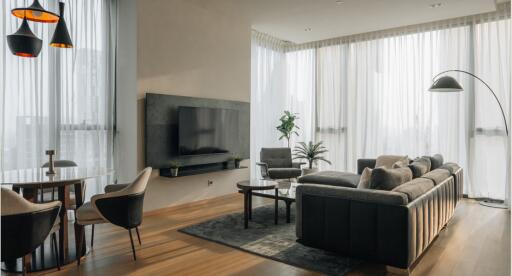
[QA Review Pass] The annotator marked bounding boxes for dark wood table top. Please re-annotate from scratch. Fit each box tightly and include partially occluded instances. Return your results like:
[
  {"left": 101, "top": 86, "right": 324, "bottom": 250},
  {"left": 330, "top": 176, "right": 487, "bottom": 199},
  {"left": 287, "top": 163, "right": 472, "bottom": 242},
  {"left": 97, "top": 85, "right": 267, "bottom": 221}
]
[{"left": 236, "top": 179, "right": 277, "bottom": 191}]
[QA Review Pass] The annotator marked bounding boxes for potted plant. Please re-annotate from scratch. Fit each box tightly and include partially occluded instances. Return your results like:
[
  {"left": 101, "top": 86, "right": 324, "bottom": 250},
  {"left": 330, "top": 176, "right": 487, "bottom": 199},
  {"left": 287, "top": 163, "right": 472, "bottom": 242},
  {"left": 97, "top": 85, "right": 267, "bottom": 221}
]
[
  {"left": 170, "top": 160, "right": 181, "bottom": 177},
  {"left": 276, "top": 111, "right": 300, "bottom": 147},
  {"left": 293, "top": 141, "right": 331, "bottom": 175},
  {"left": 232, "top": 154, "right": 243, "bottom": 169}
]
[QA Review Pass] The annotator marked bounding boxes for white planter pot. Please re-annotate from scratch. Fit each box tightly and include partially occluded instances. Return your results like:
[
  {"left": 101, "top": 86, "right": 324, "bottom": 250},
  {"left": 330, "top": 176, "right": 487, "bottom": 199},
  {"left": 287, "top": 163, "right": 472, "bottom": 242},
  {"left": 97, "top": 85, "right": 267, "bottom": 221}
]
[
  {"left": 170, "top": 168, "right": 179, "bottom": 177},
  {"left": 302, "top": 167, "right": 319, "bottom": 176}
]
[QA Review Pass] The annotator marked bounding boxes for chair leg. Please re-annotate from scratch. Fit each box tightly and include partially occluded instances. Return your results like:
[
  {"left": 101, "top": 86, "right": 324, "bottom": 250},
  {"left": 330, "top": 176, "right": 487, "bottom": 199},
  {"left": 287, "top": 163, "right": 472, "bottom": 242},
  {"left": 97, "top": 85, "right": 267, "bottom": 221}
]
[
  {"left": 91, "top": 224, "right": 95, "bottom": 248},
  {"left": 135, "top": 227, "right": 142, "bottom": 245},
  {"left": 22, "top": 255, "right": 26, "bottom": 276},
  {"left": 76, "top": 224, "right": 85, "bottom": 266},
  {"left": 128, "top": 229, "right": 137, "bottom": 261},
  {"left": 52, "top": 233, "right": 60, "bottom": 270}
]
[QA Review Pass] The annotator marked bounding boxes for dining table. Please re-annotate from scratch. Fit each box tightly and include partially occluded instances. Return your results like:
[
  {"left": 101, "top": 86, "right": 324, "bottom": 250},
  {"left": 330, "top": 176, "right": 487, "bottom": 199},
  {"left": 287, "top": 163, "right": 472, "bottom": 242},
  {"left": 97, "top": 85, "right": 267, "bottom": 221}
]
[{"left": 0, "top": 167, "right": 113, "bottom": 273}]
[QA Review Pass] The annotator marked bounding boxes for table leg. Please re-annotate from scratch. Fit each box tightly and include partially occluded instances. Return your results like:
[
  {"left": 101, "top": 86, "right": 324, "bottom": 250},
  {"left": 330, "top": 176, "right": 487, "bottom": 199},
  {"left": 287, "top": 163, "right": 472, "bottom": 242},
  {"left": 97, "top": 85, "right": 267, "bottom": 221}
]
[
  {"left": 286, "top": 201, "right": 292, "bottom": 223},
  {"left": 58, "top": 185, "right": 70, "bottom": 263},
  {"left": 248, "top": 190, "right": 252, "bottom": 220},
  {"left": 243, "top": 191, "right": 249, "bottom": 229},
  {"left": 21, "top": 188, "right": 38, "bottom": 272},
  {"left": 274, "top": 188, "right": 278, "bottom": 225},
  {"left": 74, "top": 181, "right": 86, "bottom": 257}
]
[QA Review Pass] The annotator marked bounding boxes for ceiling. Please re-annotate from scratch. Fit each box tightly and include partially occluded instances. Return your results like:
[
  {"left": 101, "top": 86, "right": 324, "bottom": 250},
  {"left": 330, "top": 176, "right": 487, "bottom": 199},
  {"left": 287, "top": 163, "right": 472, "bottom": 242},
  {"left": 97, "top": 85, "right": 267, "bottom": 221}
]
[{"left": 196, "top": 0, "right": 502, "bottom": 44}]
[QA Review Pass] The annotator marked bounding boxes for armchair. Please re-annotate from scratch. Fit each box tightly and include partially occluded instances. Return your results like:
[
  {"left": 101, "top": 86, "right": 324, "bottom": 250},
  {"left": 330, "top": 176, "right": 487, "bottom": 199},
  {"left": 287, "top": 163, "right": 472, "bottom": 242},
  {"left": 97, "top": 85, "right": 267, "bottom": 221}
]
[
  {"left": 75, "top": 167, "right": 152, "bottom": 264},
  {"left": 1, "top": 188, "right": 61, "bottom": 275},
  {"left": 257, "top": 148, "right": 304, "bottom": 180}
]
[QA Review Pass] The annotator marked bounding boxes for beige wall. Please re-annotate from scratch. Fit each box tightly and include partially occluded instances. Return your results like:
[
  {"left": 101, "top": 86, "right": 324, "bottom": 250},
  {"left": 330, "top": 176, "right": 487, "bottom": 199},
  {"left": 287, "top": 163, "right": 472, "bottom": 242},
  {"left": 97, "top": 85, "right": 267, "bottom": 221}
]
[{"left": 137, "top": 0, "right": 251, "bottom": 211}]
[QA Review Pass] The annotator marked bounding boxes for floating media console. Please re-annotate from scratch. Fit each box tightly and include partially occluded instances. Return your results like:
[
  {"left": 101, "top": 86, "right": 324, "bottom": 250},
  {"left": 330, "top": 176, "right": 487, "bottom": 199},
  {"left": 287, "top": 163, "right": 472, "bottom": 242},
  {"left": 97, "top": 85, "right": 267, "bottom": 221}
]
[{"left": 145, "top": 93, "right": 250, "bottom": 177}]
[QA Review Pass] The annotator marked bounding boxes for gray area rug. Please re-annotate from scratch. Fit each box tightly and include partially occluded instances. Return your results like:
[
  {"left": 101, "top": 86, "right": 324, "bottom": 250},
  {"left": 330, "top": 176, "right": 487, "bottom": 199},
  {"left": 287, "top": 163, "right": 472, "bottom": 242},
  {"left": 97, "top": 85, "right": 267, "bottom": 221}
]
[{"left": 179, "top": 203, "right": 361, "bottom": 275}]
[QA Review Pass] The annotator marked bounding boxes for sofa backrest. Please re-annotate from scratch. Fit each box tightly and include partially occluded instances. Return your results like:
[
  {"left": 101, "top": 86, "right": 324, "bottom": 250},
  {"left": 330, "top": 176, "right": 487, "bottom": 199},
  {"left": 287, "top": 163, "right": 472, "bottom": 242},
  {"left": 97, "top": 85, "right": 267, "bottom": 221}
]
[{"left": 392, "top": 178, "right": 435, "bottom": 201}]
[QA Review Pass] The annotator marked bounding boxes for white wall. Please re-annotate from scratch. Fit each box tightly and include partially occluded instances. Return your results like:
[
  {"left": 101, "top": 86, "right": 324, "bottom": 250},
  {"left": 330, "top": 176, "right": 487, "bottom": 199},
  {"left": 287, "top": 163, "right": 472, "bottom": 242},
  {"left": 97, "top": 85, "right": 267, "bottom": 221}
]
[
  {"left": 136, "top": 0, "right": 251, "bottom": 211},
  {"left": 116, "top": 0, "right": 138, "bottom": 183}
]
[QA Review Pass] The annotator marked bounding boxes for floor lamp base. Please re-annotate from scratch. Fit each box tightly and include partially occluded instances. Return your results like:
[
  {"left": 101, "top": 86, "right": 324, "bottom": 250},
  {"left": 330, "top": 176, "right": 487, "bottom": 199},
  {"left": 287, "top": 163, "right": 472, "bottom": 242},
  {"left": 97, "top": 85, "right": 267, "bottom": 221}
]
[{"left": 478, "top": 200, "right": 509, "bottom": 209}]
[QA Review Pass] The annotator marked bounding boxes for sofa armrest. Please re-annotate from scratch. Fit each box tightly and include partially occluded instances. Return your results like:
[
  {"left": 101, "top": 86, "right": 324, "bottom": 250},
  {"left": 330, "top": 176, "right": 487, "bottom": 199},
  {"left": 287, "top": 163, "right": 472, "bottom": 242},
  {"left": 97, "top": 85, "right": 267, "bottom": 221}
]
[
  {"left": 357, "top": 158, "right": 376, "bottom": 174},
  {"left": 256, "top": 162, "right": 269, "bottom": 179}
]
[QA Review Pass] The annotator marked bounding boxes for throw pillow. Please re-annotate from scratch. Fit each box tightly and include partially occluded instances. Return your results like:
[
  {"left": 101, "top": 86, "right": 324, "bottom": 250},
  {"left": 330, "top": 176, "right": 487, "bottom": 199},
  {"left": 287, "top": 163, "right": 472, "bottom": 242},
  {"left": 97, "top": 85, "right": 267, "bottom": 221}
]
[
  {"left": 370, "top": 167, "right": 413, "bottom": 191},
  {"left": 392, "top": 156, "right": 410, "bottom": 168},
  {"left": 423, "top": 154, "right": 444, "bottom": 170},
  {"left": 439, "top": 162, "right": 461, "bottom": 174},
  {"left": 408, "top": 157, "right": 431, "bottom": 178},
  {"left": 357, "top": 167, "right": 372, "bottom": 189},
  {"left": 375, "top": 155, "right": 408, "bottom": 169}
]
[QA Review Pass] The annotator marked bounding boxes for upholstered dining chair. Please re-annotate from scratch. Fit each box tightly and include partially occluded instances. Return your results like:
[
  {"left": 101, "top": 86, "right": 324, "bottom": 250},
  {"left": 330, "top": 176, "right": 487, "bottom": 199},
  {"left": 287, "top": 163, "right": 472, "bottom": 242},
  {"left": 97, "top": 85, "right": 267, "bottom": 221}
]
[
  {"left": 257, "top": 148, "right": 304, "bottom": 180},
  {"left": 75, "top": 167, "right": 152, "bottom": 264},
  {"left": 1, "top": 188, "right": 61, "bottom": 275}
]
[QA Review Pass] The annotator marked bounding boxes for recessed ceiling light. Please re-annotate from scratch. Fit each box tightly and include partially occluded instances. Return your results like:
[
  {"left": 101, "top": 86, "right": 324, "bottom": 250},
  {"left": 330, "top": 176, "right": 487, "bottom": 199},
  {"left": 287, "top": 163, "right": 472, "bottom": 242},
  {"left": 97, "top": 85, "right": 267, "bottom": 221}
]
[
  {"left": 304, "top": 27, "right": 312, "bottom": 31},
  {"left": 429, "top": 3, "right": 442, "bottom": 8},
  {"left": 336, "top": 0, "right": 345, "bottom": 4}
]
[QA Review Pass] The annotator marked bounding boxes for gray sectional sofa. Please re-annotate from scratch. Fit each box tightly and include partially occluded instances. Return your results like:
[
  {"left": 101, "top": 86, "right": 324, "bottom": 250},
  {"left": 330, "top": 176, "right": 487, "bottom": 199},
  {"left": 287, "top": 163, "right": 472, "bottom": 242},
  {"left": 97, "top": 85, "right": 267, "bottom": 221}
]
[{"left": 295, "top": 156, "right": 463, "bottom": 269}]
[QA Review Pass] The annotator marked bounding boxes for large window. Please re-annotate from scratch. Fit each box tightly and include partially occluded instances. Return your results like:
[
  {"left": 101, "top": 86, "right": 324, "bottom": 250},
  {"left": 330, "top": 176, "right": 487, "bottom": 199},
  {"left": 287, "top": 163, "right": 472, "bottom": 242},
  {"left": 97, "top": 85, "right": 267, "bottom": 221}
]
[
  {"left": 251, "top": 5, "right": 510, "bottom": 200},
  {"left": 1, "top": 0, "right": 116, "bottom": 197}
]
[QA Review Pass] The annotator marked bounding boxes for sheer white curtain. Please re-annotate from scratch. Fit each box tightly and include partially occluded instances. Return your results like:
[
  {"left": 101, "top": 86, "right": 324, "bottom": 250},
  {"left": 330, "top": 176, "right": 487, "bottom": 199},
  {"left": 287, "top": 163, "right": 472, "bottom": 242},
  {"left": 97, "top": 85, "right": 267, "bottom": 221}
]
[
  {"left": 1, "top": 0, "right": 117, "bottom": 199},
  {"left": 250, "top": 31, "right": 287, "bottom": 180},
  {"left": 251, "top": 4, "right": 510, "bottom": 201}
]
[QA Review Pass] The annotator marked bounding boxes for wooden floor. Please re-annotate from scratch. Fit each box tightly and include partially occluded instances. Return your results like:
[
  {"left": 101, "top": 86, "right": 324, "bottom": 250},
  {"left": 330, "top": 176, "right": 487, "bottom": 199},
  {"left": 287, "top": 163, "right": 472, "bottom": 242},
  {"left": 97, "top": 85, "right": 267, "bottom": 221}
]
[{"left": 7, "top": 195, "right": 510, "bottom": 276}]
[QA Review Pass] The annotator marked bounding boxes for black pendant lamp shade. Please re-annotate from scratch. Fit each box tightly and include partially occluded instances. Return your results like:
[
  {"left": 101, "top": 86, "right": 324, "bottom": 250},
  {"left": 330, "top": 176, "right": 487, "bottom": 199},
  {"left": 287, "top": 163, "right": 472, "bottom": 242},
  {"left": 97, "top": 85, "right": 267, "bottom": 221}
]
[
  {"left": 50, "top": 2, "right": 72, "bottom": 48},
  {"left": 428, "top": 76, "right": 464, "bottom": 92},
  {"left": 7, "top": 17, "right": 43, "bottom": 58},
  {"left": 11, "top": 0, "right": 59, "bottom": 23}
]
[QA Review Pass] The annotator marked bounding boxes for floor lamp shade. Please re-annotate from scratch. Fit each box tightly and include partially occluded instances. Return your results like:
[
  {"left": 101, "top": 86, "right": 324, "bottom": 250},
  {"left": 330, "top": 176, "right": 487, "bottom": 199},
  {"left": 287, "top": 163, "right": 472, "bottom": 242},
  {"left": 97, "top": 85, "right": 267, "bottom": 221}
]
[
  {"left": 7, "top": 17, "right": 43, "bottom": 58},
  {"left": 11, "top": 0, "right": 59, "bottom": 23},
  {"left": 50, "top": 2, "right": 73, "bottom": 48},
  {"left": 428, "top": 76, "right": 464, "bottom": 92}
]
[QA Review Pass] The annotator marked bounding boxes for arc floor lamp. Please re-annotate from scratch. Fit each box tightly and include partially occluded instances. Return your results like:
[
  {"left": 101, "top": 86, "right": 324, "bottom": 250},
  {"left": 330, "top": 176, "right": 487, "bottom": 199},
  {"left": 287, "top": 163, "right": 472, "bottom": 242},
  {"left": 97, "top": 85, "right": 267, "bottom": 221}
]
[{"left": 429, "top": 69, "right": 509, "bottom": 209}]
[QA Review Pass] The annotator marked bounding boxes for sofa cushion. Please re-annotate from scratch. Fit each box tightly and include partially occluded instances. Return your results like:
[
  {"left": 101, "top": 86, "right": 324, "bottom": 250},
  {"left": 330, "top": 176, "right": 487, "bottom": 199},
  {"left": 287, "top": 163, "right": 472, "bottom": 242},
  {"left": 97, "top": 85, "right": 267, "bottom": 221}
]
[
  {"left": 357, "top": 167, "right": 372, "bottom": 189},
  {"left": 298, "top": 171, "right": 360, "bottom": 188},
  {"left": 260, "top": 147, "right": 292, "bottom": 168},
  {"left": 408, "top": 157, "right": 431, "bottom": 178},
  {"left": 420, "top": 168, "right": 451, "bottom": 185},
  {"left": 392, "top": 178, "right": 435, "bottom": 201},
  {"left": 439, "top": 162, "right": 461, "bottom": 174},
  {"left": 423, "top": 154, "right": 444, "bottom": 170},
  {"left": 268, "top": 168, "right": 302, "bottom": 179},
  {"left": 370, "top": 167, "right": 413, "bottom": 191},
  {"left": 375, "top": 155, "right": 408, "bottom": 169}
]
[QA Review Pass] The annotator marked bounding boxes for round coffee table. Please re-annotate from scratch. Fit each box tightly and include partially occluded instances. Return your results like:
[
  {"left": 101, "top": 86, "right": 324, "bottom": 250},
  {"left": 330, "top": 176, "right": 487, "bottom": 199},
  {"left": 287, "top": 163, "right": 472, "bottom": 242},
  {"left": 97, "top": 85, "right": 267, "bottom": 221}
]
[{"left": 236, "top": 180, "right": 276, "bottom": 229}]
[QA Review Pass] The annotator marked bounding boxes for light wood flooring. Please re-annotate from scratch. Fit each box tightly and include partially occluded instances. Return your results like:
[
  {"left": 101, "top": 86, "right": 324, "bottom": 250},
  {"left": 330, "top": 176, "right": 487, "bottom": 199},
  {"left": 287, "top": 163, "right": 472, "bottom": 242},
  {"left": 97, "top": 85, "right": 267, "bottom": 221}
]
[{"left": 5, "top": 195, "right": 510, "bottom": 276}]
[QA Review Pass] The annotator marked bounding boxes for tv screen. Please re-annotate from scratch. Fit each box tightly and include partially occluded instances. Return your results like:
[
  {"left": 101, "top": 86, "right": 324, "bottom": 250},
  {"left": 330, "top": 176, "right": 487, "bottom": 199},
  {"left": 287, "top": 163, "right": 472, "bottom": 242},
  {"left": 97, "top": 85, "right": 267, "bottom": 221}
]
[{"left": 178, "top": 106, "right": 239, "bottom": 156}]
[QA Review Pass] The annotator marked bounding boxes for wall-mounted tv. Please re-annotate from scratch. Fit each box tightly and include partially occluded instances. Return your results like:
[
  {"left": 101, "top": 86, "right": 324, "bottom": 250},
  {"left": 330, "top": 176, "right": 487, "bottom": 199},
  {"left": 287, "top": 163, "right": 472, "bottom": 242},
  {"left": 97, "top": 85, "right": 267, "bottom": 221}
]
[{"left": 178, "top": 106, "right": 239, "bottom": 156}]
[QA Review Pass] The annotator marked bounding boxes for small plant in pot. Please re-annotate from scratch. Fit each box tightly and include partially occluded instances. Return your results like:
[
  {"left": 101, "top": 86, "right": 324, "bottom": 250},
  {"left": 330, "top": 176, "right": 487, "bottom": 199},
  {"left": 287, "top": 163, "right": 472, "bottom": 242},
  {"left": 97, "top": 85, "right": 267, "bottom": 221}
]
[
  {"left": 276, "top": 111, "right": 300, "bottom": 147},
  {"left": 232, "top": 154, "right": 243, "bottom": 169},
  {"left": 170, "top": 160, "right": 181, "bottom": 177},
  {"left": 293, "top": 141, "right": 331, "bottom": 175}
]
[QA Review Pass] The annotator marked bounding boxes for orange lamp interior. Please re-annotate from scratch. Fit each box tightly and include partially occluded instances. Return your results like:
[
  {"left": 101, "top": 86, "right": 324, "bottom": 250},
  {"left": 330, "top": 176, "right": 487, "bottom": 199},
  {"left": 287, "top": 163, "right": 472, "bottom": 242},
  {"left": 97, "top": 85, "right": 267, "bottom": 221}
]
[{"left": 12, "top": 9, "right": 59, "bottom": 23}]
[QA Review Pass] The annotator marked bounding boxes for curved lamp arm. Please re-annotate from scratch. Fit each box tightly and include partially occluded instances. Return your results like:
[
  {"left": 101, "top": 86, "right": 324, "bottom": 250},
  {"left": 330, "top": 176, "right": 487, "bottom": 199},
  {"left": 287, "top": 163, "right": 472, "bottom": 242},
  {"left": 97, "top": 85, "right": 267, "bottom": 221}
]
[{"left": 433, "top": 69, "right": 509, "bottom": 136}]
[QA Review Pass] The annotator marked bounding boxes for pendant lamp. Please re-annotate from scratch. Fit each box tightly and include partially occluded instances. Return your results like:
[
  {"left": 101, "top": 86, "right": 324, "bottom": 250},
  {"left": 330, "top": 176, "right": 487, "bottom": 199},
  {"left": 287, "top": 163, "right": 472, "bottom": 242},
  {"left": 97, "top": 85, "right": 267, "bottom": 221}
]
[
  {"left": 7, "top": 17, "right": 43, "bottom": 57},
  {"left": 11, "top": 0, "right": 59, "bottom": 23},
  {"left": 50, "top": 2, "right": 73, "bottom": 48}
]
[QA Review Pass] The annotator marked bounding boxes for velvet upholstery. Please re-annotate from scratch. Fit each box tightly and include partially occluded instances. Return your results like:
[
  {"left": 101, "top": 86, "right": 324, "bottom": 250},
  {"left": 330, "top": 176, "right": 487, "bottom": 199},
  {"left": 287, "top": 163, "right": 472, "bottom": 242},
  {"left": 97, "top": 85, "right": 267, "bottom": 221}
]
[
  {"left": 408, "top": 157, "right": 431, "bottom": 178},
  {"left": 357, "top": 158, "right": 376, "bottom": 174},
  {"left": 298, "top": 171, "right": 360, "bottom": 188},
  {"left": 296, "top": 166, "right": 462, "bottom": 269},
  {"left": 370, "top": 167, "right": 413, "bottom": 191}
]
